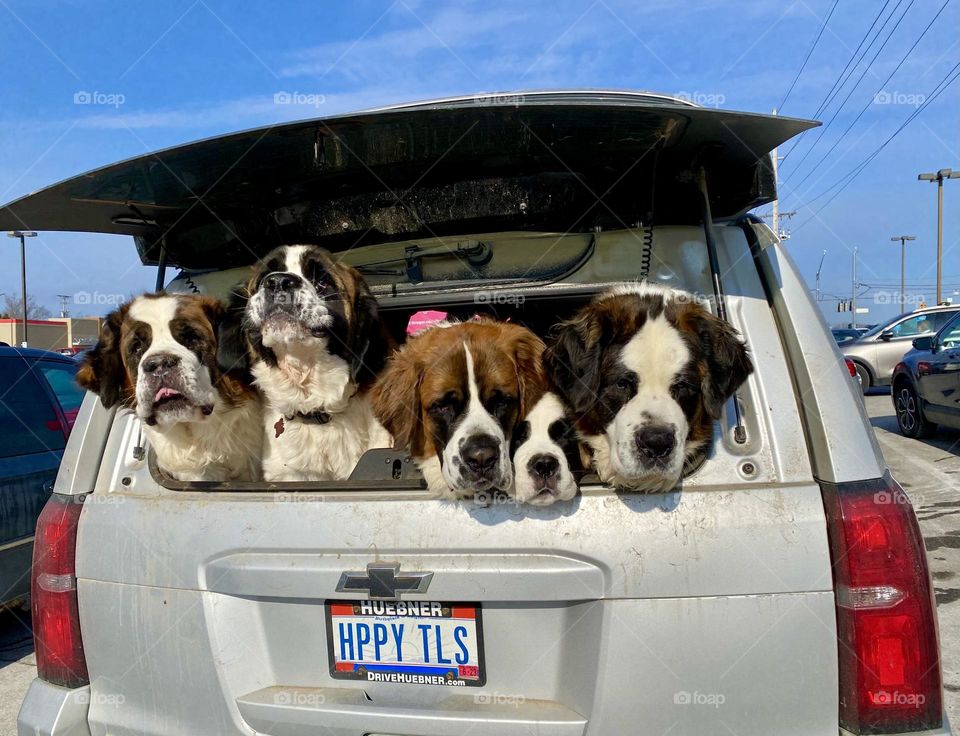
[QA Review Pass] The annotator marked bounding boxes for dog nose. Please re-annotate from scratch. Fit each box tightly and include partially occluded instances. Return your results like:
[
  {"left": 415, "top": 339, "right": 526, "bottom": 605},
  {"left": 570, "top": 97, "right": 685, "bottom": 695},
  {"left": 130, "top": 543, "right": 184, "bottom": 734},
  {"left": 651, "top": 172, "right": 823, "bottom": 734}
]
[
  {"left": 263, "top": 272, "right": 302, "bottom": 293},
  {"left": 142, "top": 354, "right": 180, "bottom": 374},
  {"left": 529, "top": 454, "right": 559, "bottom": 479},
  {"left": 635, "top": 425, "right": 675, "bottom": 460},
  {"left": 461, "top": 435, "right": 500, "bottom": 476}
]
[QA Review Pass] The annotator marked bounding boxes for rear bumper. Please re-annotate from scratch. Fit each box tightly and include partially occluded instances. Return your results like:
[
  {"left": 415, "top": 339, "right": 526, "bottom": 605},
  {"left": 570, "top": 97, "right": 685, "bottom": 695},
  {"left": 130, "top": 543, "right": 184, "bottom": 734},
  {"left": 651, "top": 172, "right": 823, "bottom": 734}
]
[{"left": 17, "top": 678, "right": 90, "bottom": 736}]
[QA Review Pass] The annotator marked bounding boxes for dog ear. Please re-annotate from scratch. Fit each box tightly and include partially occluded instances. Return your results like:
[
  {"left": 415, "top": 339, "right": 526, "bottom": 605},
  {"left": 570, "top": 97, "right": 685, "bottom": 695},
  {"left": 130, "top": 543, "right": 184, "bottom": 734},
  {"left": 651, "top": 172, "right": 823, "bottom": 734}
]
[
  {"left": 76, "top": 306, "right": 128, "bottom": 408},
  {"left": 371, "top": 346, "right": 424, "bottom": 456},
  {"left": 694, "top": 311, "right": 754, "bottom": 420},
  {"left": 544, "top": 309, "right": 605, "bottom": 416},
  {"left": 348, "top": 279, "right": 392, "bottom": 386},
  {"left": 216, "top": 287, "right": 251, "bottom": 376},
  {"left": 509, "top": 326, "right": 547, "bottom": 417}
]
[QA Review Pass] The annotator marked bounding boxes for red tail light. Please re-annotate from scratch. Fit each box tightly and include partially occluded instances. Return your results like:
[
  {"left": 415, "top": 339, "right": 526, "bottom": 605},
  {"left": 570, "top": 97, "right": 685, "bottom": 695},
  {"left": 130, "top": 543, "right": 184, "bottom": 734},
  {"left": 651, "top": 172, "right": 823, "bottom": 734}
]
[
  {"left": 32, "top": 493, "right": 88, "bottom": 688},
  {"left": 845, "top": 359, "right": 858, "bottom": 378},
  {"left": 822, "top": 476, "right": 942, "bottom": 733}
]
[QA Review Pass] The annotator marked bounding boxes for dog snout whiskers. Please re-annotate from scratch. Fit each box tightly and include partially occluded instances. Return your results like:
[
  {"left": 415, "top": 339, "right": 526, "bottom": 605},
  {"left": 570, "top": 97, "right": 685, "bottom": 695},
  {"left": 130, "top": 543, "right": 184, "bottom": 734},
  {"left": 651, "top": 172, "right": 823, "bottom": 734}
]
[{"left": 634, "top": 425, "right": 676, "bottom": 462}]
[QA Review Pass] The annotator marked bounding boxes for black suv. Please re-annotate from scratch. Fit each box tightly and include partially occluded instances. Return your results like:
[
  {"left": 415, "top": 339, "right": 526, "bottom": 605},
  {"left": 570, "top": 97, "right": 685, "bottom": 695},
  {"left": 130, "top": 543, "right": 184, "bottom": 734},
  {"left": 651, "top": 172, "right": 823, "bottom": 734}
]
[{"left": 892, "top": 310, "right": 960, "bottom": 438}]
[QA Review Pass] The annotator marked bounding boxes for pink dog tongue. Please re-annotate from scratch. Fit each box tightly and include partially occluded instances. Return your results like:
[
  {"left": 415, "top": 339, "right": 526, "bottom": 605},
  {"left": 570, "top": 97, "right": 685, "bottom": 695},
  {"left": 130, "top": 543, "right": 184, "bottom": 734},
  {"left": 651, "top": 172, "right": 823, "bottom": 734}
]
[
  {"left": 406, "top": 310, "right": 448, "bottom": 336},
  {"left": 155, "top": 387, "right": 181, "bottom": 402}
]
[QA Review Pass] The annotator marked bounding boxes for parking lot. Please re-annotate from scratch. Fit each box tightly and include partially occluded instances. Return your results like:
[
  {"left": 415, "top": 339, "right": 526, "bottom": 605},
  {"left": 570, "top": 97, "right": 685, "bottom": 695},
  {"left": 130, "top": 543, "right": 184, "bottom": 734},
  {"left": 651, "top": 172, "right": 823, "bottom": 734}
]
[{"left": 0, "top": 390, "right": 955, "bottom": 733}]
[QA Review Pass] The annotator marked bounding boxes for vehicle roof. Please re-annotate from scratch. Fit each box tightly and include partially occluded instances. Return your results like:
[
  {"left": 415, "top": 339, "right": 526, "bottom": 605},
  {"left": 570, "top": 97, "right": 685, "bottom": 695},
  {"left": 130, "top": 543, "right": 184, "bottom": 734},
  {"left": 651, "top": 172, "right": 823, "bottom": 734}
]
[
  {"left": 0, "top": 346, "right": 76, "bottom": 362},
  {"left": 0, "top": 89, "right": 817, "bottom": 270}
]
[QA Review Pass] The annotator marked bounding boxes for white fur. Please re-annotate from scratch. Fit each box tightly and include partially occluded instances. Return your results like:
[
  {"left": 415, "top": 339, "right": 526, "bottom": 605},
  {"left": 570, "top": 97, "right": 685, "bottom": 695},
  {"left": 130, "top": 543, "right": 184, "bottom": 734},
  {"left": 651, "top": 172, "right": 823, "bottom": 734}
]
[
  {"left": 249, "top": 246, "right": 389, "bottom": 481},
  {"left": 585, "top": 311, "right": 698, "bottom": 491},
  {"left": 509, "top": 392, "right": 578, "bottom": 506},
  {"left": 127, "top": 296, "right": 262, "bottom": 482}
]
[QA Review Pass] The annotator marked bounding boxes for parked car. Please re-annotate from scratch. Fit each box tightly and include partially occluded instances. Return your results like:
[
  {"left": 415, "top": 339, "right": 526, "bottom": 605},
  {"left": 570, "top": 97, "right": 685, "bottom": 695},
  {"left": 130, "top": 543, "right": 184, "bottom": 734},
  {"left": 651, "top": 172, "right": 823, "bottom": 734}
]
[
  {"left": 843, "top": 305, "right": 960, "bottom": 392},
  {"left": 891, "top": 310, "right": 960, "bottom": 437},
  {"left": 4, "top": 92, "right": 945, "bottom": 736},
  {"left": 832, "top": 327, "right": 862, "bottom": 344},
  {"left": 0, "top": 347, "right": 82, "bottom": 608}
]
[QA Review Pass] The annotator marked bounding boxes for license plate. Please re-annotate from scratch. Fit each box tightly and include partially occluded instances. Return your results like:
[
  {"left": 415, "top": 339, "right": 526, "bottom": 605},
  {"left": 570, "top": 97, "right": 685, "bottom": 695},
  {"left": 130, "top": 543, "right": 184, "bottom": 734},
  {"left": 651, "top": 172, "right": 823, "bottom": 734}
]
[{"left": 325, "top": 600, "right": 485, "bottom": 687}]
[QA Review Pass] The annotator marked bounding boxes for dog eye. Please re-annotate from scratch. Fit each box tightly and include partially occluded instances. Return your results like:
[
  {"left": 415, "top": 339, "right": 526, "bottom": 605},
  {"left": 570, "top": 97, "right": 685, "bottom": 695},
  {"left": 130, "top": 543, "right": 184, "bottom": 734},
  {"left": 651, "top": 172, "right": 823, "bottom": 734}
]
[
  {"left": 672, "top": 381, "right": 698, "bottom": 400},
  {"left": 428, "top": 395, "right": 460, "bottom": 417},
  {"left": 490, "top": 393, "right": 516, "bottom": 409},
  {"left": 614, "top": 376, "right": 636, "bottom": 392}
]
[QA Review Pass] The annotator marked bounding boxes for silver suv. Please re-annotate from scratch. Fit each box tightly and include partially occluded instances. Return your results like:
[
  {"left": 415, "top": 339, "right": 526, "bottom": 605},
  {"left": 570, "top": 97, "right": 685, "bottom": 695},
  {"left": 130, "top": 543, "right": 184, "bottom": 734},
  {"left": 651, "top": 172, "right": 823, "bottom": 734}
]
[
  {"left": 844, "top": 306, "right": 960, "bottom": 392},
  {"left": 4, "top": 92, "right": 948, "bottom": 736}
]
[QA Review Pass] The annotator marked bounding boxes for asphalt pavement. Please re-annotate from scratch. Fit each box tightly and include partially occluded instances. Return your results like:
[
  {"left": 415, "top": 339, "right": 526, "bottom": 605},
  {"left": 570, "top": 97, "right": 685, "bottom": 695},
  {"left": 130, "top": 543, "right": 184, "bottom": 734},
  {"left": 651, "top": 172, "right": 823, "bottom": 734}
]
[{"left": 0, "top": 391, "right": 956, "bottom": 734}]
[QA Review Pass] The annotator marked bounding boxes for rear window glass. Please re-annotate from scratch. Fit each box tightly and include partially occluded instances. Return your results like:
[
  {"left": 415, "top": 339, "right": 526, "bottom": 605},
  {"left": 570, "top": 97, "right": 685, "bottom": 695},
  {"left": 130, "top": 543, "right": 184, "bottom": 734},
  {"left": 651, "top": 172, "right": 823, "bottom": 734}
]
[
  {"left": 0, "top": 357, "right": 66, "bottom": 458},
  {"left": 37, "top": 360, "right": 83, "bottom": 412}
]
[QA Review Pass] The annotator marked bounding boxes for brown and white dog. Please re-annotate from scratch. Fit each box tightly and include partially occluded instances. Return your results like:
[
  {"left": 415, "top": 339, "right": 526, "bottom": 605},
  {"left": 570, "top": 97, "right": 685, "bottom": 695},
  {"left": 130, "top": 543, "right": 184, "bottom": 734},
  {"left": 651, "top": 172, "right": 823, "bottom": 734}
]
[
  {"left": 545, "top": 283, "right": 753, "bottom": 491},
  {"left": 372, "top": 320, "right": 547, "bottom": 498},
  {"left": 77, "top": 293, "right": 262, "bottom": 481},
  {"left": 220, "top": 245, "right": 392, "bottom": 481}
]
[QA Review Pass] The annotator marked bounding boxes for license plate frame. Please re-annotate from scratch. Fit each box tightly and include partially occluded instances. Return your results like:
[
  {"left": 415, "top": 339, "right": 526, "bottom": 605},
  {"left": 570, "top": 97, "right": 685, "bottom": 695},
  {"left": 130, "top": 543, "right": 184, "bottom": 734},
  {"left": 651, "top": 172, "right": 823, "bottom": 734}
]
[{"left": 325, "top": 600, "right": 486, "bottom": 687}]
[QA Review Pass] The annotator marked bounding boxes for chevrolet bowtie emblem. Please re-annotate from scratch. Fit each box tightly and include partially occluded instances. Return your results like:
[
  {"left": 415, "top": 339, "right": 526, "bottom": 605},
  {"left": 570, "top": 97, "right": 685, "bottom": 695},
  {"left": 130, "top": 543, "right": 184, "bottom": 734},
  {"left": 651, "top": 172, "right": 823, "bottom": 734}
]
[{"left": 336, "top": 563, "right": 433, "bottom": 600}]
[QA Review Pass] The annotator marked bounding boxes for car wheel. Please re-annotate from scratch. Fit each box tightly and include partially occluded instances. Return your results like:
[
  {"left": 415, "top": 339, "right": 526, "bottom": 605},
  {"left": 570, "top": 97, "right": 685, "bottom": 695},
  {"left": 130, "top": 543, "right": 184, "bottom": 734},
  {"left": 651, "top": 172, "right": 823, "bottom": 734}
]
[
  {"left": 895, "top": 383, "right": 936, "bottom": 439},
  {"left": 853, "top": 363, "right": 871, "bottom": 394}
]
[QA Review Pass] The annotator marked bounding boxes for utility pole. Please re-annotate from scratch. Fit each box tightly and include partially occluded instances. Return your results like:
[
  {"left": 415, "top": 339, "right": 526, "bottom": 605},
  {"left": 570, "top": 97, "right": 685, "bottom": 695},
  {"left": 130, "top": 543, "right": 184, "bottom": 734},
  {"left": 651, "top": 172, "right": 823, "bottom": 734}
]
[
  {"left": 57, "top": 294, "right": 71, "bottom": 319},
  {"left": 890, "top": 235, "right": 917, "bottom": 310},
  {"left": 918, "top": 168, "right": 959, "bottom": 305},
  {"left": 815, "top": 250, "right": 826, "bottom": 302},
  {"left": 772, "top": 107, "right": 780, "bottom": 239},
  {"left": 852, "top": 246, "right": 858, "bottom": 329},
  {"left": 7, "top": 230, "right": 37, "bottom": 347}
]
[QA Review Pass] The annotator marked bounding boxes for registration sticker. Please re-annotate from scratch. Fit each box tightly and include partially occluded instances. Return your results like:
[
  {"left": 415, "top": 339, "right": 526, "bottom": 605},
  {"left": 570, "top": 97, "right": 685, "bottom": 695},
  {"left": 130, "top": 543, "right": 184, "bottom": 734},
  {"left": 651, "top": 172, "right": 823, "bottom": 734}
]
[{"left": 325, "top": 600, "right": 485, "bottom": 687}]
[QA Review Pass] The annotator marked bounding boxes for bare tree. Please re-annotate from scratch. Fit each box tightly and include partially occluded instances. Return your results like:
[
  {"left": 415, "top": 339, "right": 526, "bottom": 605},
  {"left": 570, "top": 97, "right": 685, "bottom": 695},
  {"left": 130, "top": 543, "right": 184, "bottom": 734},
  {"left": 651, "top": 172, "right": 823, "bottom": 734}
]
[{"left": 1, "top": 293, "right": 51, "bottom": 320}]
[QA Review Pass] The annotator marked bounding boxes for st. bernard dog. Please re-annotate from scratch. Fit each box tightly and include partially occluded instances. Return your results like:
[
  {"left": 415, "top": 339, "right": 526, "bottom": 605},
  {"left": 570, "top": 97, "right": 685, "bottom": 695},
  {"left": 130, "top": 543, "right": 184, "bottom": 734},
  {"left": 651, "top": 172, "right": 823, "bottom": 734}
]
[
  {"left": 544, "top": 283, "right": 753, "bottom": 491},
  {"left": 77, "top": 293, "right": 262, "bottom": 482},
  {"left": 221, "top": 245, "right": 392, "bottom": 481},
  {"left": 509, "top": 391, "right": 580, "bottom": 506},
  {"left": 371, "top": 320, "right": 547, "bottom": 499}
]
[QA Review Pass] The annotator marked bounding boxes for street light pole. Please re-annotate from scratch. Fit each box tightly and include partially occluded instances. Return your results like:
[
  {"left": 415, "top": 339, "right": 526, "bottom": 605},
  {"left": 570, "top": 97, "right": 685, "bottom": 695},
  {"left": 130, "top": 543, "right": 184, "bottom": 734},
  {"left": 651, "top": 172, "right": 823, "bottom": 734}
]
[
  {"left": 890, "top": 235, "right": 917, "bottom": 309},
  {"left": 815, "top": 250, "right": 826, "bottom": 302},
  {"left": 7, "top": 230, "right": 38, "bottom": 347},
  {"left": 918, "top": 168, "right": 959, "bottom": 305}
]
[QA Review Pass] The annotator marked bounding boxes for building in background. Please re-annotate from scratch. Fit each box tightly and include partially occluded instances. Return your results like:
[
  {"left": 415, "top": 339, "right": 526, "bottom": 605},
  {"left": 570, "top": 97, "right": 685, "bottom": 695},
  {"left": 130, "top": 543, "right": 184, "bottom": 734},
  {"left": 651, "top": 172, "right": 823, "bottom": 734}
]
[{"left": 0, "top": 317, "right": 101, "bottom": 352}]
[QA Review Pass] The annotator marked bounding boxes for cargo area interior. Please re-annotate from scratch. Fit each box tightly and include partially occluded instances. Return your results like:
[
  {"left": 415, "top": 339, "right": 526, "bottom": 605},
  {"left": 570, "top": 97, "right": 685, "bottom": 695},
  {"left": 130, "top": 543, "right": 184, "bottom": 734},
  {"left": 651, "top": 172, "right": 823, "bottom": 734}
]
[{"left": 146, "top": 224, "right": 754, "bottom": 492}]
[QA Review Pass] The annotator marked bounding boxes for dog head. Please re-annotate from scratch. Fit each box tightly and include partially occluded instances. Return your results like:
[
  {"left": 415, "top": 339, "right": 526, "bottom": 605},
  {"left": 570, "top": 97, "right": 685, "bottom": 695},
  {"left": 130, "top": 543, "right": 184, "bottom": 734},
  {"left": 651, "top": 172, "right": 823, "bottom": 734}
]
[
  {"left": 222, "top": 245, "right": 387, "bottom": 388},
  {"left": 544, "top": 284, "right": 753, "bottom": 491},
  {"left": 372, "top": 320, "right": 547, "bottom": 497},
  {"left": 509, "top": 392, "right": 580, "bottom": 506},
  {"left": 77, "top": 293, "right": 245, "bottom": 427}
]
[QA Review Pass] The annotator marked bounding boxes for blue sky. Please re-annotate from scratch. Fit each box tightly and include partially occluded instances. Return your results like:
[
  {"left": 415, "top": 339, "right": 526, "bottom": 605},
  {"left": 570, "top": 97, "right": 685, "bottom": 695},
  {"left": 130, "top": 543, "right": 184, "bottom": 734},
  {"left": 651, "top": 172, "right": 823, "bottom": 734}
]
[{"left": 0, "top": 0, "right": 956, "bottom": 326}]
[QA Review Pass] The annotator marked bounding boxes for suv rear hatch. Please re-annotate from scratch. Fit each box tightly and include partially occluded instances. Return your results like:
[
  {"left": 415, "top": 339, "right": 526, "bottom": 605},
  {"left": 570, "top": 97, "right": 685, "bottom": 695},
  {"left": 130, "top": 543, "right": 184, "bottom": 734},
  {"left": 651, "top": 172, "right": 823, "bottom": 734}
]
[{"left": 10, "top": 93, "right": 885, "bottom": 736}]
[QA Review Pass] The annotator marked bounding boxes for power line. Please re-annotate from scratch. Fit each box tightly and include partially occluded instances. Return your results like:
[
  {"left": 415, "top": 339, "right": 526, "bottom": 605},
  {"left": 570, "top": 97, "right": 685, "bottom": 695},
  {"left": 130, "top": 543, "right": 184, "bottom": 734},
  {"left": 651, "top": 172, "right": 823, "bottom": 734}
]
[
  {"left": 789, "top": 0, "right": 949, "bottom": 194},
  {"left": 783, "top": 0, "right": 915, "bottom": 184},
  {"left": 777, "top": 0, "right": 840, "bottom": 112},
  {"left": 779, "top": 0, "right": 895, "bottom": 165},
  {"left": 793, "top": 60, "right": 960, "bottom": 229}
]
